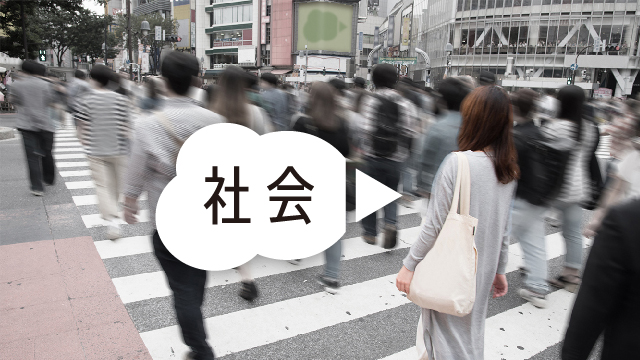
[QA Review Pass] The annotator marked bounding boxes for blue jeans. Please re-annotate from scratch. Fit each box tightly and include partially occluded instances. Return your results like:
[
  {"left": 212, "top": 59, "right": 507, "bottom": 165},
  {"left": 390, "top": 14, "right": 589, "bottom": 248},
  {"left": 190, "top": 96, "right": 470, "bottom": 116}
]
[
  {"left": 362, "top": 157, "right": 401, "bottom": 236},
  {"left": 552, "top": 201, "right": 585, "bottom": 270},
  {"left": 323, "top": 240, "right": 342, "bottom": 280},
  {"left": 153, "top": 231, "right": 215, "bottom": 360},
  {"left": 511, "top": 198, "right": 548, "bottom": 293}
]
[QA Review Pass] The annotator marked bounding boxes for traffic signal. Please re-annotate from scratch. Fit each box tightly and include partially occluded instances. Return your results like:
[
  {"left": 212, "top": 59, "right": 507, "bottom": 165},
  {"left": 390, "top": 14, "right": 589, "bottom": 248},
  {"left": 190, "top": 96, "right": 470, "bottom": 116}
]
[
  {"left": 39, "top": 50, "right": 46, "bottom": 62},
  {"left": 322, "top": 67, "right": 326, "bottom": 76},
  {"left": 165, "top": 34, "right": 182, "bottom": 42},
  {"left": 567, "top": 73, "right": 572, "bottom": 85}
]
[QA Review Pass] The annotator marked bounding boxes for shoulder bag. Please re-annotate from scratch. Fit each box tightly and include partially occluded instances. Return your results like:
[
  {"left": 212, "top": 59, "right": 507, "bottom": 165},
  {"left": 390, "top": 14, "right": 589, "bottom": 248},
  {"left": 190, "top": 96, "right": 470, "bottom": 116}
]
[{"left": 407, "top": 151, "right": 478, "bottom": 315}]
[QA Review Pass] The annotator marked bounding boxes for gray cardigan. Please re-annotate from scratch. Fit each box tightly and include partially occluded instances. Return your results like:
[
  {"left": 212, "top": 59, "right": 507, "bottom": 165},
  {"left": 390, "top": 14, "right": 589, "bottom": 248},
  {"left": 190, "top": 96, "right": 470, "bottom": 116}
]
[
  {"left": 404, "top": 151, "right": 516, "bottom": 360},
  {"left": 9, "top": 76, "right": 55, "bottom": 133}
]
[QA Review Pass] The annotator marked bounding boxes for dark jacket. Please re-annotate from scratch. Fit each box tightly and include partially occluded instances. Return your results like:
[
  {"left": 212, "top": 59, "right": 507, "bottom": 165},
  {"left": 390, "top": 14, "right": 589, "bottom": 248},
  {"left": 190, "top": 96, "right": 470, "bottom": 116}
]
[
  {"left": 562, "top": 199, "right": 640, "bottom": 360},
  {"left": 292, "top": 114, "right": 350, "bottom": 158},
  {"left": 513, "top": 121, "right": 545, "bottom": 205}
]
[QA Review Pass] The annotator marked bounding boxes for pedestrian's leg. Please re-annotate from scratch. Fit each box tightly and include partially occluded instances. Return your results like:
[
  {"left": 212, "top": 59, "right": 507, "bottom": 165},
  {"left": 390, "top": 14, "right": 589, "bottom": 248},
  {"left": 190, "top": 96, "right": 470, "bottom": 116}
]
[
  {"left": 361, "top": 159, "right": 380, "bottom": 239},
  {"left": 103, "top": 157, "right": 120, "bottom": 220},
  {"left": 40, "top": 131, "right": 55, "bottom": 185},
  {"left": 561, "top": 202, "right": 584, "bottom": 271},
  {"left": 383, "top": 160, "right": 401, "bottom": 228},
  {"left": 21, "top": 131, "right": 44, "bottom": 193},
  {"left": 323, "top": 240, "right": 342, "bottom": 280},
  {"left": 88, "top": 156, "right": 111, "bottom": 220},
  {"left": 513, "top": 199, "right": 548, "bottom": 294},
  {"left": 236, "top": 265, "right": 258, "bottom": 301},
  {"left": 153, "top": 231, "right": 214, "bottom": 360}
]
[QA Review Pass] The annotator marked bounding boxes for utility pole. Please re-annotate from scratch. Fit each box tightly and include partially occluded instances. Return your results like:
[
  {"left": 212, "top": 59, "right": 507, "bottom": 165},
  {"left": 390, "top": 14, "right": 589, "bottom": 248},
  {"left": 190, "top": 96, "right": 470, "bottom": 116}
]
[
  {"left": 304, "top": 44, "right": 308, "bottom": 88},
  {"left": 104, "top": 16, "right": 108, "bottom": 66},
  {"left": 571, "top": 45, "right": 590, "bottom": 85},
  {"left": 127, "top": 0, "right": 133, "bottom": 81},
  {"left": 20, "top": 2, "right": 28, "bottom": 60}
]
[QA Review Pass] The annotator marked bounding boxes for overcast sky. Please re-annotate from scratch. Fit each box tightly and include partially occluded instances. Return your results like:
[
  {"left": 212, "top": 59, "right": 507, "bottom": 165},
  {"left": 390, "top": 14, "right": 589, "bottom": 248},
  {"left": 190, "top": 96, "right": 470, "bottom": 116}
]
[{"left": 83, "top": 0, "right": 106, "bottom": 15}]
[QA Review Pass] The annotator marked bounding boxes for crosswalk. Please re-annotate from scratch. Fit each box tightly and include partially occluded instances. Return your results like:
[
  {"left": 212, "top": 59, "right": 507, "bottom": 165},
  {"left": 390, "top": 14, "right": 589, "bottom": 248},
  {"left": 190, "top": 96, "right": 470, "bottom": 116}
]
[{"left": 53, "top": 125, "right": 607, "bottom": 360}]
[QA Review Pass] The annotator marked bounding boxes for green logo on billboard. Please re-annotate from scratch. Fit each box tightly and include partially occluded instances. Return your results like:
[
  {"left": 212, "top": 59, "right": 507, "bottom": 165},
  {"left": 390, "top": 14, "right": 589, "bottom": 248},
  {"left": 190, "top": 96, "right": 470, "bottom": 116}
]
[{"left": 304, "top": 10, "right": 347, "bottom": 42}]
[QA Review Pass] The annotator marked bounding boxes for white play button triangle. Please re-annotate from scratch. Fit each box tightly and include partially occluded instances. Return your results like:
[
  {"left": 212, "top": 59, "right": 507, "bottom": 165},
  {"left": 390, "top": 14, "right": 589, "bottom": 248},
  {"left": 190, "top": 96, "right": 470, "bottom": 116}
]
[{"left": 354, "top": 169, "right": 402, "bottom": 222}]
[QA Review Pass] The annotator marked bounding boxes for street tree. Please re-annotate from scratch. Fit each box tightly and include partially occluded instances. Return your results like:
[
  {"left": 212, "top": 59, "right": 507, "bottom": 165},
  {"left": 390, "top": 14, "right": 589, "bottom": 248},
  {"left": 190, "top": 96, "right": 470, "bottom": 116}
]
[
  {"left": 0, "top": 0, "right": 83, "bottom": 60},
  {"left": 71, "top": 13, "right": 121, "bottom": 65}
]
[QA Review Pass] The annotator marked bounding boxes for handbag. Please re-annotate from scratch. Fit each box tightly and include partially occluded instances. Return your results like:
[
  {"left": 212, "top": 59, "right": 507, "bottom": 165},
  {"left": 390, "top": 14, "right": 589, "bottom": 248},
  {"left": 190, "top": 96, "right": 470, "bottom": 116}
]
[{"left": 407, "top": 152, "right": 478, "bottom": 317}]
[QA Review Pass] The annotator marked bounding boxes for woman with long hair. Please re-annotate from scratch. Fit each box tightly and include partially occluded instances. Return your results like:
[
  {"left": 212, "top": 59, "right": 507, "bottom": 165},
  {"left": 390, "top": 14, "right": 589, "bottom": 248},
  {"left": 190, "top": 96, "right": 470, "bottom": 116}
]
[
  {"left": 292, "top": 82, "right": 350, "bottom": 293},
  {"left": 210, "top": 66, "right": 271, "bottom": 135},
  {"left": 209, "top": 66, "right": 272, "bottom": 302},
  {"left": 396, "top": 86, "right": 518, "bottom": 359},
  {"left": 542, "top": 85, "right": 599, "bottom": 291}
]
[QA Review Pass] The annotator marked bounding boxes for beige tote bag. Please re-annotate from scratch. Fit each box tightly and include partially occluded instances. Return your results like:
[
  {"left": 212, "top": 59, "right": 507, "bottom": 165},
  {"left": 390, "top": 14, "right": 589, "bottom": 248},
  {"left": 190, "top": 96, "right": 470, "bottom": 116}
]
[{"left": 407, "top": 152, "right": 478, "bottom": 317}]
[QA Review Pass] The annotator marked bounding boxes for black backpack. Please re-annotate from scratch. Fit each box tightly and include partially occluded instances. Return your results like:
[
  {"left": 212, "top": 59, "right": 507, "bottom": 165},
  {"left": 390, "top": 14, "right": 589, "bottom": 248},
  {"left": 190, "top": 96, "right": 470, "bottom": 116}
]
[
  {"left": 371, "top": 95, "right": 401, "bottom": 157},
  {"left": 515, "top": 129, "right": 575, "bottom": 205}
]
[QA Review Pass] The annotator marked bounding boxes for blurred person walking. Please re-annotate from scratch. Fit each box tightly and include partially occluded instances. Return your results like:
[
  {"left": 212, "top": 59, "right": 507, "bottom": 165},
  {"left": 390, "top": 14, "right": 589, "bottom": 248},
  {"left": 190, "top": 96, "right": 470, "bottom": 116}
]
[
  {"left": 359, "top": 64, "right": 419, "bottom": 249},
  {"left": 260, "top": 73, "right": 290, "bottom": 131},
  {"left": 139, "top": 77, "right": 165, "bottom": 112},
  {"left": 510, "top": 89, "right": 568, "bottom": 308},
  {"left": 123, "top": 52, "right": 224, "bottom": 360},
  {"left": 562, "top": 199, "right": 640, "bottom": 360},
  {"left": 541, "top": 85, "right": 600, "bottom": 292},
  {"left": 416, "top": 77, "right": 471, "bottom": 199},
  {"left": 75, "top": 65, "right": 132, "bottom": 240},
  {"left": 396, "top": 86, "right": 518, "bottom": 359},
  {"left": 9, "top": 60, "right": 55, "bottom": 196},
  {"left": 67, "top": 70, "right": 91, "bottom": 131},
  {"left": 210, "top": 66, "right": 273, "bottom": 301},
  {"left": 292, "top": 82, "right": 351, "bottom": 294}
]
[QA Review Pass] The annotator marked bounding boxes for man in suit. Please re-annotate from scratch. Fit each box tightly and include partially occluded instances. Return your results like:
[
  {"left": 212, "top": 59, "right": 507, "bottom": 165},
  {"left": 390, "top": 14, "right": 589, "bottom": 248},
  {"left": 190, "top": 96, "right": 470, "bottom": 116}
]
[{"left": 562, "top": 199, "right": 640, "bottom": 359}]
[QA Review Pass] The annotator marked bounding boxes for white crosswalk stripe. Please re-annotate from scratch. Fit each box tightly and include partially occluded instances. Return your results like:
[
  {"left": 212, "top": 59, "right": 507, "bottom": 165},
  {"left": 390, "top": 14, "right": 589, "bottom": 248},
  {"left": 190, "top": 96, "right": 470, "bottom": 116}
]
[
  {"left": 54, "top": 153, "right": 86, "bottom": 159},
  {"left": 53, "top": 128, "right": 608, "bottom": 360},
  {"left": 53, "top": 147, "right": 84, "bottom": 152}
]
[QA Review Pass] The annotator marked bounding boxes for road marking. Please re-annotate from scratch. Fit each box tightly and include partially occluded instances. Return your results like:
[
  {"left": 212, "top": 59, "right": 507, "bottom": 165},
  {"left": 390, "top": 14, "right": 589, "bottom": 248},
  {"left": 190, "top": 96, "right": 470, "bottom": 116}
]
[
  {"left": 73, "top": 192, "right": 148, "bottom": 206},
  {"left": 54, "top": 153, "right": 86, "bottom": 159},
  {"left": 94, "top": 236, "right": 153, "bottom": 259},
  {"left": 53, "top": 147, "right": 84, "bottom": 153},
  {"left": 140, "top": 275, "right": 411, "bottom": 359},
  {"left": 56, "top": 161, "right": 90, "bottom": 168},
  {"left": 54, "top": 142, "right": 82, "bottom": 147},
  {"left": 81, "top": 210, "right": 149, "bottom": 228},
  {"left": 112, "top": 227, "right": 421, "bottom": 304},
  {"left": 65, "top": 180, "right": 95, "bottom": 189},
  {"left": 59, "top": 170, "right": 92, "bottom": 177}
]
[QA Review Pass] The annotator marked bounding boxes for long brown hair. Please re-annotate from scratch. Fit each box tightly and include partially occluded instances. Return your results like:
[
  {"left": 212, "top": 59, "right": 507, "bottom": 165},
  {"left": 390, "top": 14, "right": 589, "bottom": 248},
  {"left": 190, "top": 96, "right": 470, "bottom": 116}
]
[
  {"left": 211, "top": 66, "right": 250, "bottom": 127},
  {"left": 458, "top": 86, "right": 519, "bottom": 184},
  {"left": 309, "top": 82, "right": 340, "bottom": 132}
]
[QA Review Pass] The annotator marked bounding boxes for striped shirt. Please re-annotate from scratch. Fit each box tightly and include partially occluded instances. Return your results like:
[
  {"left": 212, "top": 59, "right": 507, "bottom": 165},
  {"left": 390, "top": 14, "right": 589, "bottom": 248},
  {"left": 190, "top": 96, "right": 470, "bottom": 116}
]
[
  {"left": 542, "top": 118, "right": 599, "bottom": 204},
  {"left": 75, "top": 89, "right": 131, "bottom": 157},
  {"left": 124, "top": 97, "right": 225, "bottom": 229},
  {"left": 358, "top": 88, "right": 419, "bottom": 162}
]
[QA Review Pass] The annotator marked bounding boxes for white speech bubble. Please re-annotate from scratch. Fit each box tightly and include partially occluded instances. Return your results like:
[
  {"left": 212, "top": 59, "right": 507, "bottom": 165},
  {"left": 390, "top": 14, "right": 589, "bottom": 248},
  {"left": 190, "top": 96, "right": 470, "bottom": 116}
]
[{"left": 156, "top": 123, "right": 346, "bottom": 271}]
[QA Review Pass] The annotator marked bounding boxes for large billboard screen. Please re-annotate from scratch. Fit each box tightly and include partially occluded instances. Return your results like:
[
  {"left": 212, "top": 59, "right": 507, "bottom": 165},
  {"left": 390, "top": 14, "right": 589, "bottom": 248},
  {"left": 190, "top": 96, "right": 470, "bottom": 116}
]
[{"left": 297, "top": 2, "right": 353, "bottom": 53}]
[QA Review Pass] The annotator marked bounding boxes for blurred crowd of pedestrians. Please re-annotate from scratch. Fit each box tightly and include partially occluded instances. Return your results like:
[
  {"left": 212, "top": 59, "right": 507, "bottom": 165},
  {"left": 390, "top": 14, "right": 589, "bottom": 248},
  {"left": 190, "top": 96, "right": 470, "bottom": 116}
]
[{"left": 9, "top": 53, "right": 640, "bottom": 360}]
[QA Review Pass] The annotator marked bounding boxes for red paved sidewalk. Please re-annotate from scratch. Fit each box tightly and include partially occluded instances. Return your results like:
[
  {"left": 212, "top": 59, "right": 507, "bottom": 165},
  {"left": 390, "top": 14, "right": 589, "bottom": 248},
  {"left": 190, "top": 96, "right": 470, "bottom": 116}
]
[{"left": 0, "top": 236, "right": 152, "bottom": 360}]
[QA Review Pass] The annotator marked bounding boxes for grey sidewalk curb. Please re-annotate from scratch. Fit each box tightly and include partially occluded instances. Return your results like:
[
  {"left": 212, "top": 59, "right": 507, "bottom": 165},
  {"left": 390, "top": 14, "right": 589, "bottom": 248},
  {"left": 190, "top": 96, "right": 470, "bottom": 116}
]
[{"left": 0, "top": 126, "right": 15, "bottom": 140}]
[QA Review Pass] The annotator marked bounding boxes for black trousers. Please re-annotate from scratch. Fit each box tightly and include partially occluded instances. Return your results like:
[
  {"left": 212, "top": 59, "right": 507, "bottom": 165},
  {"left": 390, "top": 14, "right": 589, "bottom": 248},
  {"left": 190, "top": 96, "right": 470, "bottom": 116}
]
[
  {"left": 152, "top": 231, "right": 215, "bottom": 360},
  {"left": 20, "top": 130, "right": 55, "bottom": 192}
]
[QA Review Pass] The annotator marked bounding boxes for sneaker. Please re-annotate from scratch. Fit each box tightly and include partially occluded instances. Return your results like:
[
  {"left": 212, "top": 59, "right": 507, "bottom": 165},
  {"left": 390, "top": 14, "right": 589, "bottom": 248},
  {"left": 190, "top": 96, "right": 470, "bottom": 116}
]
[
  {"left": 106, "top": 220, "right": 121, "bottom": 240},
  {"left": 239, "top": 281, "right": 258, "bottom": 301},
  {"left": 317, "top": 275, "right": 340, "bottom": 294},
  {"left": 31, "top": 190, "right": 44, "bottom": 196},
  {"left": 382, "top": 225, "right": 397, "bottom": 249},
  {"left": 518, "top": 288, "right": 547, "bottom": 308},
  {"left": 548, "top": 275, "right": 581, "bottom": 293},
  {"left": 288, "top": 259, "right": 301, "bottom": 266},
  {"left": 362, "top": 235, "right": 376, "bottom": 245}
]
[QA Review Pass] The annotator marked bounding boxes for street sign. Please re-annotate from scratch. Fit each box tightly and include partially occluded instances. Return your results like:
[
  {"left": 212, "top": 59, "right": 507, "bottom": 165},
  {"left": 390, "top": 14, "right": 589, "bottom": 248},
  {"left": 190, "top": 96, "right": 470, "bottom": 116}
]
[
  {"left": 155, "top": 26, "right": 162, "bottom": 41},
  {"left": 570, "top": 63, "right": 579, "bottom": 71},
  {"left": 379, "top": 57, "right": 417, "bottom": 65}
]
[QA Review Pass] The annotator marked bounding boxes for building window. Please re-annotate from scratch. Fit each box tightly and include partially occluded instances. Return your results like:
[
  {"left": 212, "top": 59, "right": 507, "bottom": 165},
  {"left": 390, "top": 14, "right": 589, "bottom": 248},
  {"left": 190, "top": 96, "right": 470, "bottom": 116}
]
[
  {"left": 212, "top": 53, "right": 238, "bottom": 64},
  {"left": 213, "top": 4, "right": 252, "bottom": 25},
  {"left": 261, "top": 45, "right": 270, "bottom": 66},
  {"left": 266, "top": 23, "right": 271, "bottom": 43},
  {"left": 266, "top": 5, "right": 271, "bottom": 16}
]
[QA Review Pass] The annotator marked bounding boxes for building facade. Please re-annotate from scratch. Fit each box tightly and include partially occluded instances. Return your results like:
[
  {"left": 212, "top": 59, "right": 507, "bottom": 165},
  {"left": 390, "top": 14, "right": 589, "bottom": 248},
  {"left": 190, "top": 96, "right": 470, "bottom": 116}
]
[{"left": 411, "top": 0, "right": 640, "bottom": 96}]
